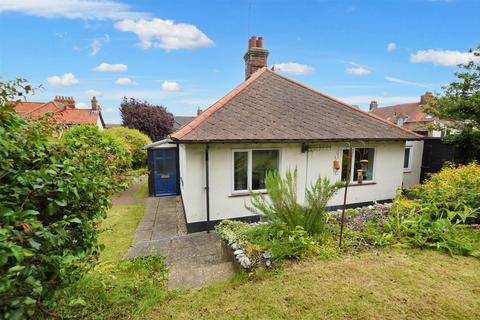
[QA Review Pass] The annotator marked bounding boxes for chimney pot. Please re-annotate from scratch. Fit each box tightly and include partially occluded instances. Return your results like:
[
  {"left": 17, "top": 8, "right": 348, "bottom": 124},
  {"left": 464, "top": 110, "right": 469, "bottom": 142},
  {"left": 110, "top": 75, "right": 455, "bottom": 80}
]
[
  {"left": 369, "top": 100, "right": 378, "bottom": 111},
  {"left": 197, "top": 107, "right": 203, "bottom": 116},
  {"left": 256, "top": 37, "right": 263, "bottom": 48},
  {"left": 244, "top": 35, "right": 269, "bottom": 80}
]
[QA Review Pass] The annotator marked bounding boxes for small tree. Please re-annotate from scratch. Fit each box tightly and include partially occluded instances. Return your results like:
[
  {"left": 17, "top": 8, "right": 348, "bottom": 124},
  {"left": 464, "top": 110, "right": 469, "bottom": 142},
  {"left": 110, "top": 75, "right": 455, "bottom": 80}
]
[
  {"left": 425, "top": 44, "right": 480, "bottom": 161},
  {"left": 120, "top": 97, "right": 174, "bottom": 141}
]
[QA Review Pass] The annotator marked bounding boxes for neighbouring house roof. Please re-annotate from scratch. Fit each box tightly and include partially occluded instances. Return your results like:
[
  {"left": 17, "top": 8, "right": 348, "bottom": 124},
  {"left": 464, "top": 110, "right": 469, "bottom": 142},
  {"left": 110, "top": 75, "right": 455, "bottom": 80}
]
[
  {"left": 173, "top": 116, "right": 196, "bottom": 130},
  {"left": 370, "top": 102, "right": 434, "bottom": 132},
  {"left": 15, "top": 100, "right": 104, "bottom": 127},
  {"left": 170, "top": 68, "right": 421, "bottom": 143}
]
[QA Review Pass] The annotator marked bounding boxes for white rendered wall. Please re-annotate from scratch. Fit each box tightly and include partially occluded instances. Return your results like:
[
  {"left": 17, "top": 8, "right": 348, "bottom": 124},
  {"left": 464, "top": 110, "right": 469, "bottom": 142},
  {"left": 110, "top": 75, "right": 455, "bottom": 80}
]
[
  {"left": 402, "top": 140, "right": 424, "bottom": 188},
  {"left": 180, "top": 141, "right": 406, "bottom": 223}
]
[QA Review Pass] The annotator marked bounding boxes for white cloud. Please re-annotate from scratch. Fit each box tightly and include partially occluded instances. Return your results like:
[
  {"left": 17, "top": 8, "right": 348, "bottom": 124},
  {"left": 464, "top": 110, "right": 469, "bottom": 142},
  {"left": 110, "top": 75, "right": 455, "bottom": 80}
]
[
  {"left": 346, "top": 65, "right": 370, "bottom": 76},
  {"left": 385, "top": 76, "right": 429, "bottom": 88},
  {"left": 104, "top": 107, "right": 115, "bottom": 113},
  {"left": 89, "top": 34, "right": 110, "bottom": 56},
  {"left": 0, "top": 0, "right": 146, "bottom": 20},
  {"left": 92, "top": 63, "right": 128, "bottom": 72},
  {"left": 47, "top": 73, "right": 79, "bottom": 86},
  {"left": 161, "top": 80, "right": 182, "bottom": 92},
  {"left": 115, "top": 77, "right": 136, "bottom": 85},
  {"left": 387, "top": 42, "right": 397, "bottom": 51},
  {"left": 114, "top": 18, "right": 214, "bottom": 50},
  {"left": 410, "top": 49, "right": 480, "bottom": 66},
  {"left": 274, "top": 62, "right": 314, "bottom": 75},
  {"left": 339, "top": 95, "right": 419, "bottom": 107},
  {"left": 85, "top": 89, "right": 102, "bottom": 96}
]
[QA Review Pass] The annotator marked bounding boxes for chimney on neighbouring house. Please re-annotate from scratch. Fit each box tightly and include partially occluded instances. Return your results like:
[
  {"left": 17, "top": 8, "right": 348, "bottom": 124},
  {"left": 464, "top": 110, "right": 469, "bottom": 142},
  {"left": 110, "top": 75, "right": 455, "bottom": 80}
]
[
  {"left": 369, "top": 100, "right": 378, "bottom": 111},
  {"left": 91, "top": 96, "right": 100, "bottom": 111},
  {"left": 244, "top": 36, "right": 269, "bottom": 80},
  {"left": 54, "top": 96, "right": 75, "bottom": 108},
  {"left": 420, "top": 91, "right": 433, "bottom": 105},
  {"left": 197, "top": 107, "right": 203, "bottom": 116}
]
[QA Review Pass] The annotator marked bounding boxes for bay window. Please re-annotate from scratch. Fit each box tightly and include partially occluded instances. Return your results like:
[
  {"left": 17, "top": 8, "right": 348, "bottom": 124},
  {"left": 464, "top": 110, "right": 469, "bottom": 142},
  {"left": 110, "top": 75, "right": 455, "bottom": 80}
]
[{"left": 233, "top": 149, "right": 279, "bottom": 192}]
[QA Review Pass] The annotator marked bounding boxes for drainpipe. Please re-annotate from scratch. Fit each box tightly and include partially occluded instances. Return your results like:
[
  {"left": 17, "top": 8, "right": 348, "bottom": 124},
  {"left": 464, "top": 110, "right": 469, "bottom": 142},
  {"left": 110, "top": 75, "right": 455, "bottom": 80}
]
[{"left": 205, "top": 143, "right": 211, "bottom": 233}]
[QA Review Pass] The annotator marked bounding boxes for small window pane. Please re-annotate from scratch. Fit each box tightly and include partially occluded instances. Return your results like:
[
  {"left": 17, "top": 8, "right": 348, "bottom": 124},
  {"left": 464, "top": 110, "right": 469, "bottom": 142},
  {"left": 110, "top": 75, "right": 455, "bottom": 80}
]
[
  {"left": 165, "top": 159, "right": 174, "bottom": 174},
  {"left": 404, "top": 148, "right": 411, "bottom": 169},
  {"left": 234, "top": 152, "right": 248, "bottom": 191},
  {"left": 163, "top": 149, "right": 175, "bottom": 158},
  {"left": 353, "top": 148, "right": 375, "bottom": 181},
  {"left": 156, "top": 160, "right": 164, "bottom": 174},
  {"left": 252, "top": 150, "right": 279, "bottom": 190}
]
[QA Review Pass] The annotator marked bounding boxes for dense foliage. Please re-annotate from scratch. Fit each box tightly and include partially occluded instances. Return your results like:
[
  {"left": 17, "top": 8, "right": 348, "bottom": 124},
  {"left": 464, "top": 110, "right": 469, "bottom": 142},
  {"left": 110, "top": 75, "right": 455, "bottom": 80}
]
[
  {"left": 105, "top": 127, "right": 152, "bottom": 169},
  {"left": 425, "top": 44, "right": 480, "bottom": 161},
  {"left": 368, "top": 164, "right": 480, "bottom": 258},
  {"left": 120, "top": 97, "right": 174, "bottom": 141},
  {"left": 247, "top": 168, "right": 342, "bottom": 235},
  {"left": 0, "top": 80, "right": 131, "bottom": 319}
]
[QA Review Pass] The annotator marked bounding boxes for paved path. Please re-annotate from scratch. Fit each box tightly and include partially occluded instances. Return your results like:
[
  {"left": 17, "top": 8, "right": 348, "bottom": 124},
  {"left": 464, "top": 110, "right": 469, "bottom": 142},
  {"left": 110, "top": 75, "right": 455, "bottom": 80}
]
[{"left": 126, "top": 196, "right": 236, "bottom": 289}]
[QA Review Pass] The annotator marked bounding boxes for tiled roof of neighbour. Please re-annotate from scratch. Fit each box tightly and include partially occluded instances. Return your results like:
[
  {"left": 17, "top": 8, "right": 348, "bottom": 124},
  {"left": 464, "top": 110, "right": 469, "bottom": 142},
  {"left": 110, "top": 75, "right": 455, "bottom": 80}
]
[
  {"left": 174, "top": 116, "right": 196, "bottom": 129},
  {"left": 370, "top": 102, "right": 432, "bottom": 123},
  {"left": 14, "top": 101, "right": 101, "bottom": 125},
  {"left": 171, "top": 68, "right": 421, "bottom": 142}
]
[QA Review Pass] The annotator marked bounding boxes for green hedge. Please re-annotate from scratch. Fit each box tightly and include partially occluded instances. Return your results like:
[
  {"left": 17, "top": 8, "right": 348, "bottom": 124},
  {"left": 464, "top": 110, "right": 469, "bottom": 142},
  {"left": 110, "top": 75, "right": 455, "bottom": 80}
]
[
  {"left": 105, "top": 126, "right": 151, "bottom": 169},
  {"left": 0, "top": 81, "right": 132, "bottom": 319}
]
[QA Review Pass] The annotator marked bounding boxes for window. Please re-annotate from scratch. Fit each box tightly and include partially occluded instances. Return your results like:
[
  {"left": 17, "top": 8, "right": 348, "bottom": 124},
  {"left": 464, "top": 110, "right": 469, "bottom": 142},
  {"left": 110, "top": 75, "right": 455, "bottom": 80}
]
[
  {"left": 341, "top": 148, "right": 375, "bottom": 183},
  {"left": 233, "top": 149, "right": 279, "bottom": 192},
  {"left": 404, "top": 146, "right": 412, "bottom": 172},
  {"left": 397, "top": 117, "right": 404, "bottom": 126}
]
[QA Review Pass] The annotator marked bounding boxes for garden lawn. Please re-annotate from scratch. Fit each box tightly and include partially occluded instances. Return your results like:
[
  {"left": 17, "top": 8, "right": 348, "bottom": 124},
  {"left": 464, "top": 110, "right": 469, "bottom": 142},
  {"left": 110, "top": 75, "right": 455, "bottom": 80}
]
[
  {"left": 146, "top": 249, "right": 480, "bottom": 320},
  {"left": 53, "top": 191, "right": 171, "bottom": 320}
]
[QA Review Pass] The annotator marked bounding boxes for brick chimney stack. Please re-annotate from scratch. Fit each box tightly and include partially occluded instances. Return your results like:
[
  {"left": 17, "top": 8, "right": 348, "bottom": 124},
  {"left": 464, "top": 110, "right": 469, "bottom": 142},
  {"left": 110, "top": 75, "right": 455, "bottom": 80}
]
[
  {"left": 244, "top": 36, "right": 269, "bottom": 80},
  {"left": 54, "top": 96, "right": 75, "bottom": 108},
  {"left": 369, "top": 100, "right": 378, "bottom": 111},
  {"left": 420, "top": 91, "right": 433, "bottom": 105},
  {"left": 91, "top": 96, "right": 100, "bottom": 111}
]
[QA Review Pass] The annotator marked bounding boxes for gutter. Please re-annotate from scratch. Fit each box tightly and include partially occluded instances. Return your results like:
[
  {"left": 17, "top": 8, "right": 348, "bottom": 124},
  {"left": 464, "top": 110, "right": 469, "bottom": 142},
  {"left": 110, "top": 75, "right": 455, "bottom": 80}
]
[
  {"left": 144, "top": 138, "right": 173, "bottom": 150},
  {"left": 170, "top": 137, "right": 424, "bottom": 144}
]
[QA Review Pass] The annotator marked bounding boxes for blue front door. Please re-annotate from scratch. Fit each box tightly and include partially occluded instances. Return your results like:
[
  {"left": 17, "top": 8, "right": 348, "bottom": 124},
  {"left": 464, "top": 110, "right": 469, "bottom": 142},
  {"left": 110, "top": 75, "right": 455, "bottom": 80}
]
[{"left": 153, "top": 148, "right": 177, "bottom": 196}]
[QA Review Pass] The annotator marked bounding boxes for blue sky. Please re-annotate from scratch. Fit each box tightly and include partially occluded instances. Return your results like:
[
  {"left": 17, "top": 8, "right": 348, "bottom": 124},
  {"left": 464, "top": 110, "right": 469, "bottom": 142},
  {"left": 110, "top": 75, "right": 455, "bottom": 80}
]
[{"left": 0, "top": 0, "right": 479, "bottom": 124}]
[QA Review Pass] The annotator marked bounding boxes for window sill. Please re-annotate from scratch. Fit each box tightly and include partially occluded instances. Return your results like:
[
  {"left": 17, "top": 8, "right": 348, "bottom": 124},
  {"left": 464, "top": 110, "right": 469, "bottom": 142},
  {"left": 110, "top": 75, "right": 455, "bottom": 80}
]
[
  {"left": 229, "top": 190, "right": 268, "bottom": 198},
  {"left": 342, "top": 182, "right": 376, "bottom": 188},
  {"left": 403, "top": 169, "right": 412, "bottom": 173}
]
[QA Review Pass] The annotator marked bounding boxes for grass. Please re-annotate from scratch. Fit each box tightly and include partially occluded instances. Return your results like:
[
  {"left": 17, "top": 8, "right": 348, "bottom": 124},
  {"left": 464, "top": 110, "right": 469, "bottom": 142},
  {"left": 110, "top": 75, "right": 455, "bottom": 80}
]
[
  {"left": 145, "top": 249, "right": 480, "bottom": 320},
  {"left": 98, "top": 204, "right": 144, "bottom": 263},
  {"left": 53, "top": 183, "right": 171, "bottom": 319},
  {"left": 133, "top": 180, "right": 149, "bottom": 200}
]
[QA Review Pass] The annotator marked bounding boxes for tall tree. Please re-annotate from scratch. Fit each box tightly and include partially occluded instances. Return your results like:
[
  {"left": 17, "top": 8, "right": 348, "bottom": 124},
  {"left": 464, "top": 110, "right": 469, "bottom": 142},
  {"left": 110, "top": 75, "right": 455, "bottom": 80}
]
[
  {"left": 425, "top": 45, "right": 480, "bottom": 161},
  {"left": 120, "top": 97, "right": 174, "bottom": 141}
]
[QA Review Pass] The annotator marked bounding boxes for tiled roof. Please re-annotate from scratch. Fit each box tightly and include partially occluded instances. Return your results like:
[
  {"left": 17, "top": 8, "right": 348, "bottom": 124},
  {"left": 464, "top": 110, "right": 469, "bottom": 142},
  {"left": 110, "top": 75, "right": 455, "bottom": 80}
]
[
  {"left": 370, "top": 102, "right": 432, "bottom": 123},
  {"left": 173, "top": 116, "right": 196, "bottom": 129},
  {"left": 14, "top": 101, "right": 101, "bottom": 125},
  {"left": 171, "top": 68, "right": 420, "bottom": 142}
]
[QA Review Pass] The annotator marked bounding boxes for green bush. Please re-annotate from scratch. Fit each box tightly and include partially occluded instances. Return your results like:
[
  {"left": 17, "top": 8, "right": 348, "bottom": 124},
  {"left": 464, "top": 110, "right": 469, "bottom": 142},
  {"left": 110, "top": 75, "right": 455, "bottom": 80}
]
[
  {"left": 247, "top": 168, "right": 342, "bottom": 235},
  {"left": 105, "top": 127, "right": 151, "bottom": 169},
  {"left": 0, "top": 80, "right": 131, "bottom": 319},
  {"left": 408, "top": 162, "right": 480, "bottom": 222}
]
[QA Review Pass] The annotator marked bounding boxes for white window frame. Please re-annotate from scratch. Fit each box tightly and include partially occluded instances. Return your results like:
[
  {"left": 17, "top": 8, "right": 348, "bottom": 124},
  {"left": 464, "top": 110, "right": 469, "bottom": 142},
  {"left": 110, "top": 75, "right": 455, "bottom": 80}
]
[
  {"left": 341, "top": 147, "right": 376, "bottom": 184},
  {"left": 403, "top": 145, "right": 413, "bottom": 172},
  {"left": 231, "top": 148, "right": 280, "bottom": 195}
]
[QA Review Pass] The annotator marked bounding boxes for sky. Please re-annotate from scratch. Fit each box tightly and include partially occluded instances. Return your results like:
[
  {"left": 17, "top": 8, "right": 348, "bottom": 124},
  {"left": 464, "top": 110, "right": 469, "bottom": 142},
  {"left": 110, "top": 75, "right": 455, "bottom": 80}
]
[{"left": 0, "top": 0, "right": 479, "bottom": 124}]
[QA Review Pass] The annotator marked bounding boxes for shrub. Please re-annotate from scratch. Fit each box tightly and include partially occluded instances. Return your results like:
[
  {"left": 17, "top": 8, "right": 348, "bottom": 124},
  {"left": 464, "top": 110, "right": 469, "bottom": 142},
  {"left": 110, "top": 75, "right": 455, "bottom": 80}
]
[
  {"left": 105, "top": 127, "right": 152, "bottom": 169},
  {"left": 0, "top": 81, "right": 130, "bottom": 318},
  {"left": 247, "top": 168, "right": 342, "bottom": 235},
  {"left": 409, "top": 162, "right": 480, "bottom": 222}
]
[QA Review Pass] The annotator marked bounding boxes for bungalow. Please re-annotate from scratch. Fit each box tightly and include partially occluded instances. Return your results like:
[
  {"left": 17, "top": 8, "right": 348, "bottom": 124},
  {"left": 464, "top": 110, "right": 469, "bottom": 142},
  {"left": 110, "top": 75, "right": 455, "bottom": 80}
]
[
  {"left": 148, "top": 36, "right": 421, "bottom": 232},
  {"left": 15, "top": 96, "right": 105, "bottom": 129}
]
